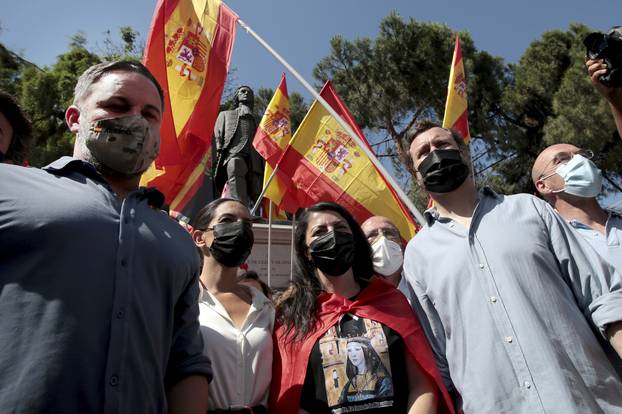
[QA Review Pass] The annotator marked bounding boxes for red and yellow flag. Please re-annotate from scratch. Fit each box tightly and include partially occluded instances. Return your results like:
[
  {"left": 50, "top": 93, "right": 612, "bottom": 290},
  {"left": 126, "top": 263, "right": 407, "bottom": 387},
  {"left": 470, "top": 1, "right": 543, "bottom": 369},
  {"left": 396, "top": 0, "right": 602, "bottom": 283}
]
[
  {"left": 140, "top": 0, "right": 238, "bottom": 211},
  {"left": 273, "top": 81, "right": 417, "bottom": 239},
  {"left": 442, "top": 35, "right": 470, "bottom": 143},
  {"left": 253, "top": 74, "right": 293, "bottom": 218}
]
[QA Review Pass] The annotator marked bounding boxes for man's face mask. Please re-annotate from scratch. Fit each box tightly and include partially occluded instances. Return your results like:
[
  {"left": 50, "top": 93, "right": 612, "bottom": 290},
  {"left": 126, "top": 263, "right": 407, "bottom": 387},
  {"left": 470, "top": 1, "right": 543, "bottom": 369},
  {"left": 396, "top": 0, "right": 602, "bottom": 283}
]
[
  {"left": 547, "top": 154, "right": 603, "bottom": 198},
  {"left": 418, "top": 149, "right": 469, "bottom": 193},
  {"left": 209, "top": 221, "right": 254, "bottom": 268},
  {"left": 371, "top": 236, "right": 403, "bottom": 276},
  {"left": 82, "top": 114, "right": 160, "bottom": 176},
  {"left": 308, "top": 230, "right": 355, "bottom": 277}
]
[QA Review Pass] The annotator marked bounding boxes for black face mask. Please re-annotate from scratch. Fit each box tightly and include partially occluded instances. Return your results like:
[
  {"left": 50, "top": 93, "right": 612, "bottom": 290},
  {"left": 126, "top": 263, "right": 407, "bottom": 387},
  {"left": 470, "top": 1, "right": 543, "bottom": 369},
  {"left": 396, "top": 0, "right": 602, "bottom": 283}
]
[
  {"left": 308, "top": 230, "right": 356, "bottom": 277},
  {"left": 418, "top": 149, "right": 469, "bottom": 193},
  {"left": 209, "top": 221, "right": 254, "bottom": 268}
]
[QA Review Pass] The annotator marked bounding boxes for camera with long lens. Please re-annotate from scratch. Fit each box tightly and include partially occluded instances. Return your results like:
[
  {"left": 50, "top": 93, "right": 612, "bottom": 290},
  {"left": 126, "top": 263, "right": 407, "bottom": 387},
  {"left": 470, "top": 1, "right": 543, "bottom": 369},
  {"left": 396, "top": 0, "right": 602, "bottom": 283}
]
[{"left": 584, "top": 26, "right": 622, "bottom": 88}]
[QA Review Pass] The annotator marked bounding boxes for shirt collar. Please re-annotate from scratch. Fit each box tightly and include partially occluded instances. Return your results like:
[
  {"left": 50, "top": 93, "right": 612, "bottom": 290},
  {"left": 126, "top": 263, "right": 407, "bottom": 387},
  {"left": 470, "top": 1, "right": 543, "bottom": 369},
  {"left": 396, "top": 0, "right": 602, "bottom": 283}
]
[
  {"left": 423, "top": 186, "right": 499, "bottom": 225},
  {"left": 43, "top": 156, "right": 165, "bottom": 209},
  {"left": 43, "top": 156, "right": 107, "bottom": 184},
  {"left": 200, "top": 283, "right": 273, "bottom": 312}
]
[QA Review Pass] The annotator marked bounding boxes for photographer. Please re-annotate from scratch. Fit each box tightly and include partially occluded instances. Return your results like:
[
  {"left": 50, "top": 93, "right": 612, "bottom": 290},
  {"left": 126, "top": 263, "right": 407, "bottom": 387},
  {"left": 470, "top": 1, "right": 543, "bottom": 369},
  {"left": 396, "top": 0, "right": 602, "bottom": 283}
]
[{"left": 585, "top": 27, "right": 622, "bottom": 140}]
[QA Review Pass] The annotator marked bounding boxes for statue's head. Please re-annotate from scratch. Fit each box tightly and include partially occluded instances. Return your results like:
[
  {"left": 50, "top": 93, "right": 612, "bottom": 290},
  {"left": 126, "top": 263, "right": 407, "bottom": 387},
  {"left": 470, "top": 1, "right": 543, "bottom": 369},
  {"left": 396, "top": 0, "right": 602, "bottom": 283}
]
[{"left": 234, "top": 85, "right": 254, "bottom": 110}]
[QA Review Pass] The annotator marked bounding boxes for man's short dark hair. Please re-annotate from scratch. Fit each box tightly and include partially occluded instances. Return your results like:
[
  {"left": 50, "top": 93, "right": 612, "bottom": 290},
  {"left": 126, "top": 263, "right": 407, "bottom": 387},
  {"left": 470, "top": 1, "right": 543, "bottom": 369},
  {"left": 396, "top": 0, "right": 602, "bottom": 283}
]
[
  {"left": 404, "top": 119, "right": 468, "bottom": 169},
  {"left": 73, "top": 60, "right": 164, "bottom": 109},
  {"left": 0, "top": 91, "right": 33, "bottom": 164}
]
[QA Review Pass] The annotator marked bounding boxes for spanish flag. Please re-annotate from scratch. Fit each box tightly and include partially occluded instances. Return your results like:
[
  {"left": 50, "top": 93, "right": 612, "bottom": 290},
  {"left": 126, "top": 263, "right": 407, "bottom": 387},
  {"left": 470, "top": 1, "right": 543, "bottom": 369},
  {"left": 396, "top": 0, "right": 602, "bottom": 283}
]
[
  {"left": 442, "top": 35, "right": 470, "bottom": 143},
  {"left": 140, "top": 0, "right": 238, "bottom": 211},
  {"left": 273, "top": 81, "right": 417, "bottom": 239},
  {"left": 253, "top": 74, "right": 295, "bottom": 218}
]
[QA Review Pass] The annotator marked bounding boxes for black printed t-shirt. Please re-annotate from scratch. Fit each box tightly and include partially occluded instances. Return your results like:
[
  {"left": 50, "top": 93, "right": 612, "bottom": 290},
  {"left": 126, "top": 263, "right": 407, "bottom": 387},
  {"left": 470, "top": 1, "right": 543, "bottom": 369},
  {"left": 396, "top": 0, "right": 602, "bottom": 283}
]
[{"left": 299, "top": 312, "right": 408, "bottom": 413}]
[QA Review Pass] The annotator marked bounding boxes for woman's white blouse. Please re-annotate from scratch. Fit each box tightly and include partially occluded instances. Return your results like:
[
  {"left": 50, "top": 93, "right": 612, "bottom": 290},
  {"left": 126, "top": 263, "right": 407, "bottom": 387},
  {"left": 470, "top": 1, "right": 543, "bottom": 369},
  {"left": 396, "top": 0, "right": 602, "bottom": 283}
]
[{"left": 198, "top": 286, "right": 275, "bottom": 410}]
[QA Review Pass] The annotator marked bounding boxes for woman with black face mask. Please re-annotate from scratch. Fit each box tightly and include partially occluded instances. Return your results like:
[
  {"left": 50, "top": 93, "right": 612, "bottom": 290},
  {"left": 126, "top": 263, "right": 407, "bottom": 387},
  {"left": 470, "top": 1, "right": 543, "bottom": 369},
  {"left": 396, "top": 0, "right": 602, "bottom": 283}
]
[
  {"left": 270, "top": 202, "right": 454, "bottom": 414},
  {"left": 191, "top": 198, "right": 274, "bottom": 414}
]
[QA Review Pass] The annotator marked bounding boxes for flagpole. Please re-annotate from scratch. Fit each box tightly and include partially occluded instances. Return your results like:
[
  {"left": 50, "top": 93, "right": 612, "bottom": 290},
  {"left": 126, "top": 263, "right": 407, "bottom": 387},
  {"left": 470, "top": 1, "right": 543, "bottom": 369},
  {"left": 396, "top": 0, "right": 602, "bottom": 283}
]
[
  {"left": 237, "top": 18, "right": 426, "bottom": 226},
  {"left": 250, "top": 164, "right": 279, "bottom": 215},
  {"left": 267, "top": 202, "right": 272, "bottom": 287}
]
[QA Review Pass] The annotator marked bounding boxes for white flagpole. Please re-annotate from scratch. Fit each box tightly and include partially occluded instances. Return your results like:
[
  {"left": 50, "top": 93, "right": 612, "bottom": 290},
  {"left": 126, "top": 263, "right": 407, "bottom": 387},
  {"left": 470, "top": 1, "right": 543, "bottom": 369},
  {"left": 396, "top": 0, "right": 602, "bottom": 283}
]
[
  {"left": 267, "top": 202, "right": 272, "bottom": 287},
  {"left": 251, "top": 166, "right": 279, "bottom": 215},
  {"left": 237, "top": 18, "right": 425, "bottom": 226}
]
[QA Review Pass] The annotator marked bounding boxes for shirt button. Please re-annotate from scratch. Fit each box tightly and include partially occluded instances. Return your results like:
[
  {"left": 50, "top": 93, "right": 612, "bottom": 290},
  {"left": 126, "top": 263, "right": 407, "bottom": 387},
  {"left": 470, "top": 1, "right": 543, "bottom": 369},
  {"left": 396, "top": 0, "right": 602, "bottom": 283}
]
[
  {"left": 524, "top": 381, "right": 532, "bottom": 389},
  {"left": 490, "top": 296, "right": 497, "bottom": 303},
  {"left": 479, "top": 263, "right": 485, "bottom": 269},
  {"left": 449, "top": 223, "right": 455, "bottom": 228},
  {"left": 116, "top": 309, "right": 125, "bottom": 319},
  {"left": 505, "top": 336, "right": 513, "bottom": 343},
  {"left": 109, "top": 375, "right": 119, "bottom": 387},
  {"left": 121, "top": 259, "right": 127, "bottom": 267}
]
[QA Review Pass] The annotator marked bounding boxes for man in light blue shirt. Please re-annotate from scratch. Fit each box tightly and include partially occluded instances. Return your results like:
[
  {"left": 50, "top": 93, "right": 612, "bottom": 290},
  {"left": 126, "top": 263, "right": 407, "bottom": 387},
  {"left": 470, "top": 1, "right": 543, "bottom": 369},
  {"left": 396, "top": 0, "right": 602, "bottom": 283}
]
[
  {"left": 533, "top": 143, "right": 621, "bottom": 271},
  {"left": 403, "top": 121, "right": 622, "bottom": 413}
]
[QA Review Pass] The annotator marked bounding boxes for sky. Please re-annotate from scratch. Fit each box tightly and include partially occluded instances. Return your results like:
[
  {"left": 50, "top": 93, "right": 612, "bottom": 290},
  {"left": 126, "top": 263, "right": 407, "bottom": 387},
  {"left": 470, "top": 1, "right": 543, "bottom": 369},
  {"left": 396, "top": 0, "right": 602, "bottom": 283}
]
[
  {"left": 1, "top": 0, "right": 620, "bottom": 205},
  {"left": 1, "top": 0, "right": 618, "bottom": 98}
]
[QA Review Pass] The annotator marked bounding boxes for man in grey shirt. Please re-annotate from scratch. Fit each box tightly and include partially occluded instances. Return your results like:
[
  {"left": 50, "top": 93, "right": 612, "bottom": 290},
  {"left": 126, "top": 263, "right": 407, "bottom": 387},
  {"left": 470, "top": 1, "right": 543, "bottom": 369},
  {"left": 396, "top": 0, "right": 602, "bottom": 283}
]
[
  {"left": 403, "top": 121, "right": 622, "bottom": 413},
  {"left": 0, "top": 61, "right": 211, "bottom": 413}
]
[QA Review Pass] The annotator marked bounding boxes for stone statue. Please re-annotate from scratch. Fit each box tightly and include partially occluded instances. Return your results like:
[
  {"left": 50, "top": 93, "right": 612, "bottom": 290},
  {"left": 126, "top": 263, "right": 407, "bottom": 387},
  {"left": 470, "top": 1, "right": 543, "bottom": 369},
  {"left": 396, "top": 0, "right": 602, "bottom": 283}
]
[{"left": 213, "top": 85, "right": 264, "bottom": 206}]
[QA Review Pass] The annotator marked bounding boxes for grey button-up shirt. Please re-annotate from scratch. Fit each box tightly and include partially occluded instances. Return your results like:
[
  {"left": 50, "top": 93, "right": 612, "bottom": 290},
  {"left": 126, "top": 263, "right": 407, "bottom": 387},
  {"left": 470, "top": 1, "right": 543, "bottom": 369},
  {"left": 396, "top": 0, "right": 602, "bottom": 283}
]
[
  {"left": 403, "top": 188, "right": 622, "bottom": 413},
  {"left": 569, "top": 209, "right": 622, "bottom": 271},
  {"left": 0, "top": 158, "right": 212, "bottom": 413}
]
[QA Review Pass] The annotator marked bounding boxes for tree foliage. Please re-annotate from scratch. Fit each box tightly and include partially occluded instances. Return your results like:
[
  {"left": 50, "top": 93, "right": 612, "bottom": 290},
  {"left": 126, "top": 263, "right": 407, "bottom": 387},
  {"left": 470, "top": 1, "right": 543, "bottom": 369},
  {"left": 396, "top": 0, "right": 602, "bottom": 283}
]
[
  {"left": 312, "top": 12, "right": 507, "bottom": 209},
  {"left": 314, "top": 14, "right": 621, "bottom": 205},
  {"left": 0, "top": 27, "right": 145, "bottom": 166},
  {"left": 488, "top": 23, "right": 621, "bottom": 195}
]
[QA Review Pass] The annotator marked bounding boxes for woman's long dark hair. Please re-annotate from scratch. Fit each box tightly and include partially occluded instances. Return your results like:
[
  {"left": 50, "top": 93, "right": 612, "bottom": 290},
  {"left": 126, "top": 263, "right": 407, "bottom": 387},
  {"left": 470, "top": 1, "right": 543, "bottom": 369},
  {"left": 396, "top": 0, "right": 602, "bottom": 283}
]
[{"left": 276, "top": 202, "right": 374, "bottom": 342}]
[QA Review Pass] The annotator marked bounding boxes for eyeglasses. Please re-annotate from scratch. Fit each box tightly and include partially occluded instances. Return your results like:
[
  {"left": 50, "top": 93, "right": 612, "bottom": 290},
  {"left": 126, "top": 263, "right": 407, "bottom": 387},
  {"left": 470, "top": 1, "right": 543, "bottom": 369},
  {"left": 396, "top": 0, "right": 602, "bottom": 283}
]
[
  {"left": 539, "top": 149, "right": 594, "bottom": 180},
  {"left": 365, "top": 227, "right": 401, "bottom": 244}
]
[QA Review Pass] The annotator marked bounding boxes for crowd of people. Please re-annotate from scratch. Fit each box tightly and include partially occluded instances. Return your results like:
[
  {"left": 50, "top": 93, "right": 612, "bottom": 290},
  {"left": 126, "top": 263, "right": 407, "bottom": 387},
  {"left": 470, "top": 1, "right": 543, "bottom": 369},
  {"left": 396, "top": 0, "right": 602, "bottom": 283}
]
[{"left": 0, "top": 45, "right": 621, "bottom": 414}]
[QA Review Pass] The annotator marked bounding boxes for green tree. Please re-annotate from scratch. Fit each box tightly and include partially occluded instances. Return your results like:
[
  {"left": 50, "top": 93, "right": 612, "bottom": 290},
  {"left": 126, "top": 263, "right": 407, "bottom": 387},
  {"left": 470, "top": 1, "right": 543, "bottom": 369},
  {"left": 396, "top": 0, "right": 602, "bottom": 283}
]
[
  {"left": 20, "top": 34, "right": 100, "bottom": 166},
  {"left": 313, "top": 12, "right": 507, "bottom": 209},
  {"left": 485, "top": 23, "right": 621, "bottom": 195}
]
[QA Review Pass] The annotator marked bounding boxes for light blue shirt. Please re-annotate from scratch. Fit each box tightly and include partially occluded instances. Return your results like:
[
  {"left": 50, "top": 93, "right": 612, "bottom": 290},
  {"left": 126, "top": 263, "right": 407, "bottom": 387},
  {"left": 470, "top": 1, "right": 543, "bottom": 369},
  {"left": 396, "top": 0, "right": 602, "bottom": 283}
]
[
  {"left": 569, "top": 209, "right": 622, "bottom": 271},
  {"left": 403, "top": 188, "right": 622, "bottom": 414}
]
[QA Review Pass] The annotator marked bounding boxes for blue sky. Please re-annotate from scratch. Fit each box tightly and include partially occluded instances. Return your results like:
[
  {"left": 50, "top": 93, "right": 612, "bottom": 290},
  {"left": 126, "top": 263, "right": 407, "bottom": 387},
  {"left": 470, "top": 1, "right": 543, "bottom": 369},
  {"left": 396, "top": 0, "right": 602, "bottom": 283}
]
[
  {"left": 1, "top": 0, "right": 620, "bottom": 205},
  {"left": 1, "top": 0, "right": 618, "bottom": 97}
]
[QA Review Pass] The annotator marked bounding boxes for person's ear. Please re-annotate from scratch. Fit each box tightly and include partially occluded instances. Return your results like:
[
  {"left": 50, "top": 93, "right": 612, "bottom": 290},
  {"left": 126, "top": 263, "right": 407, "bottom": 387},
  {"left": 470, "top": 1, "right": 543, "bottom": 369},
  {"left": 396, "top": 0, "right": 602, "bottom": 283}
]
[
  {"left": 65, "top": 105, "right": 81, "bottom": 133},
  {"left": 535, "top": 179, "right": 551, "bottom": 196},
  {"left": 191, "top": 229, "right": 206, "bottom": 248}
]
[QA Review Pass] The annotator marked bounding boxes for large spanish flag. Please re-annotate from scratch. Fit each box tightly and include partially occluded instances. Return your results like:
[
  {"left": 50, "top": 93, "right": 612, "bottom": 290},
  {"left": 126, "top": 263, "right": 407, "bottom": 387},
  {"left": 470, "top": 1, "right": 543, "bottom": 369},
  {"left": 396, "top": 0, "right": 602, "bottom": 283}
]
[
  {"left": 253, "top": 74, "right": 296, "bottom": 217},
  {"left": 442, "top": 35, "right": 470, "bottom": 143},
  {"left": 273, "top": 81, "right": 417, "bottom": 239},
  {"left": 140, "top": 0, "right": 238, "bottom": 211}
]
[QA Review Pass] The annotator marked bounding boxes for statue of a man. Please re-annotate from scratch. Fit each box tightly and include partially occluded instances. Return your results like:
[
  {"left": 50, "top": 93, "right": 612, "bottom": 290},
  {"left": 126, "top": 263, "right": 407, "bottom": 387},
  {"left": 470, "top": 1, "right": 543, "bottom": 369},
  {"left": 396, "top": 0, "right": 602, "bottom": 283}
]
[{"left": 213, "top": 85, "right": 264, "bottom": 206}]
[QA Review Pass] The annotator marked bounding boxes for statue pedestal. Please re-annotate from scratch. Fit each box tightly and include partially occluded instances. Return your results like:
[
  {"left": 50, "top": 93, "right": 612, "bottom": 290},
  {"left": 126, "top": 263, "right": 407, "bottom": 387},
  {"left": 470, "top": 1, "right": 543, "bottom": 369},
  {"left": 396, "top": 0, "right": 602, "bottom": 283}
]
[{"left": 246, "top": 223, "right": 294, "bottom": 288}]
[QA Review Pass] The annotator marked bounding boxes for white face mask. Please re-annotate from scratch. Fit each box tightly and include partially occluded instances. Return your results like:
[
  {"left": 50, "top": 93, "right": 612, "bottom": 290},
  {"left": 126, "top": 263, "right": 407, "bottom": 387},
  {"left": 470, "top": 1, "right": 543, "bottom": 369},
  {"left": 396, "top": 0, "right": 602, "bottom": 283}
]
[
  {"left": 555, "top": 154, "right": 603, "bottom": 198},
  {"left": 371, "top": 236, "right": 403, "bottom": 276}
]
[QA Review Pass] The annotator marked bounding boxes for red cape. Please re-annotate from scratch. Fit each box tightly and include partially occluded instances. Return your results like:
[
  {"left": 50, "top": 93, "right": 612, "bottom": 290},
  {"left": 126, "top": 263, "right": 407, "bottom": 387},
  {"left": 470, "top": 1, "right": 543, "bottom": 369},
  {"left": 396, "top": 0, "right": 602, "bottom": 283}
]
[{"left": 270, "top": 277, "right": 455, "bottom": 413}]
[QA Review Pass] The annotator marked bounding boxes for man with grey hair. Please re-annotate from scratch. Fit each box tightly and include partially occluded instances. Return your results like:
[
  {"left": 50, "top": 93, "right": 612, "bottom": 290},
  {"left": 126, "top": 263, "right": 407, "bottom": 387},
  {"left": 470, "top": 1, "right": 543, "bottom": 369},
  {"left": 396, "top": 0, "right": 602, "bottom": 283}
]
[
  {"left": 403, "top": 121, "right": 622, "bottom": 413},
  {"left": 0, "top": 61, "right": 211, "bottom": 413}
]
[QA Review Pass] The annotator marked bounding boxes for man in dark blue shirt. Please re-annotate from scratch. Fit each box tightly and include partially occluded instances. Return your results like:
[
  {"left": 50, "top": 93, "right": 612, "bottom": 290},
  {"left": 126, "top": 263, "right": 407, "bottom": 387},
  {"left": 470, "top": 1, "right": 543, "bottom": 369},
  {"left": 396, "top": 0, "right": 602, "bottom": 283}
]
[{"left": 0, "top": 61, "right": 212, "bottom": 413}]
